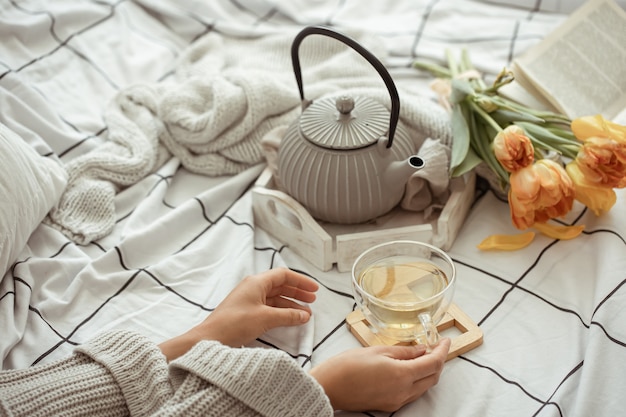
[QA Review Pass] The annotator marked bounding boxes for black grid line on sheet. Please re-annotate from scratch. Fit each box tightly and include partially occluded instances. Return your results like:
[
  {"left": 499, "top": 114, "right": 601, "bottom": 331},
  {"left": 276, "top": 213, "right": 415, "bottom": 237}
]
[
  {"left": 7, "top": 0, "right": 124, "bottom": 88},
  {"left": 56, "top": 128, "right": 109, "bottom": 158},
  {"left": 410, "top": 0, "right": 440, "bottom": 58},
  {"left": 454, "top": 221, "right": 626, "bottom": 413},
  {"left": 454, "top": 255, "right": 595, "bottom": 329},
  {"left": 230, "top": 0, "right": 281, "bottom": 24},
  {"left": 1, "top": 1, "right": 625, "bottom": 416},
  {"left": 475, "top": 240, "right": 561, "bottom": 327},
  {"left": 10, "top": 167, "right": 283, "bottom": 365},
  {"left": 458, "top": 355, "right": 566, "bottom": 416}
]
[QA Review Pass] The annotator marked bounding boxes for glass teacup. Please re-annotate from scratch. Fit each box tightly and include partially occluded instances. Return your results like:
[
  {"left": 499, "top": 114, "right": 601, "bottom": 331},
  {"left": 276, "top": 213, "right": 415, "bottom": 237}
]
[{"left": 351, "top": 240, "right": 456, "bottom": 348}]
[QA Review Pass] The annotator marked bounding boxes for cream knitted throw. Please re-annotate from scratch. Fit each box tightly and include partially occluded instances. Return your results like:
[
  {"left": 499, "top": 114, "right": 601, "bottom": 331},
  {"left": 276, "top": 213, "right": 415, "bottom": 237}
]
[{"left": 45, "top": 29, "right": 452, "bottom": 244}]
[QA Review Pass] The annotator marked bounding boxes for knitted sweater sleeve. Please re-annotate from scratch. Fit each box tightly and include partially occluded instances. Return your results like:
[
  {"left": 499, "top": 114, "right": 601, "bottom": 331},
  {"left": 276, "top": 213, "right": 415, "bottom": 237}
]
[
  {"left": 0, "top": 330, "right": 333, "bottom": 417},
  {"left": 0, "top": 330, "right": 172, "bottom": 417},
  {"left": 165, "top": 340, "right": 333, "bottom": 417}
]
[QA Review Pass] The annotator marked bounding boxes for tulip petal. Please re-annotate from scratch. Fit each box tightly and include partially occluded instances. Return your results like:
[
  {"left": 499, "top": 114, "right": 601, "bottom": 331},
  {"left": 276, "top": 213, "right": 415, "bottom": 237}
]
[
  {"left": 532, "top": 222, "right": 585, "bottom": 240},
  {"left": 477, "top": 232, "right": 535, "bottom": 251},
  {"left": 572, "top": 115, "right": 626, "bottom": 143},
  {"left": 566, "top": 162, "right": 618, "bottom": 215}
]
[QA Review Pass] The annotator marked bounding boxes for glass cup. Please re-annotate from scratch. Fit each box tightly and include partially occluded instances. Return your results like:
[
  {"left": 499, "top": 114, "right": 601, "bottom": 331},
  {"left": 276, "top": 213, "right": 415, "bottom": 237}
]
[{"left": 351, "top": 240, "right": 456, "bottom": 348}]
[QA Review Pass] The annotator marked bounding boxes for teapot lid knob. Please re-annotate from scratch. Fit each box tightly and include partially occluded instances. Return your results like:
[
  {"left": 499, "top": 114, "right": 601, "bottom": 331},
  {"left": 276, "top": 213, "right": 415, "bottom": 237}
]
[
  {"left": 300, "top": 95, "right": 389, "bottom": 150},
  {"left": 335, "top": 95, "right": 354, "bottom": 114}
]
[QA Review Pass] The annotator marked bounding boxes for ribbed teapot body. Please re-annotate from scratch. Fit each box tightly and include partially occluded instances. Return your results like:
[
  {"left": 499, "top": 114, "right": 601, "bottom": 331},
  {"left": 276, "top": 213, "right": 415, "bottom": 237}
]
[
  {"left": 276, "top": 121, "right": 416, "bottom": 224},
  {"left": 278, "top": 27, "right": 422, "bottom": 224}
]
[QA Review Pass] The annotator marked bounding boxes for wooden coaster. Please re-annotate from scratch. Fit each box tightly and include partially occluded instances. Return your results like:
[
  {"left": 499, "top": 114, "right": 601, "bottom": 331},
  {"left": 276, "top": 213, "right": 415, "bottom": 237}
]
[{"left": 346, "top": 303, "right": 483, "bottom": 361}]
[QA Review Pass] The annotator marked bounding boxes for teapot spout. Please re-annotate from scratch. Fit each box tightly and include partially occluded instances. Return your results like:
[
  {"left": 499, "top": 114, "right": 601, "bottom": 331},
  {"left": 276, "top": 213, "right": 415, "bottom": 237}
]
[
  {"left": 387, "top": 155, "right": 424, "bottom": 180},
  {"left": 408, "top": 155, "right": 425, "bottom": 170}
]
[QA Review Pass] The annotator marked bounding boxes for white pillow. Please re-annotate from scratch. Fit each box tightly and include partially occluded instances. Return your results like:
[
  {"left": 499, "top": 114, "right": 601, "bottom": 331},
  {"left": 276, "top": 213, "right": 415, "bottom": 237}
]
[{"left": 0, "top": 123, "right": 67, "bottom": 277}]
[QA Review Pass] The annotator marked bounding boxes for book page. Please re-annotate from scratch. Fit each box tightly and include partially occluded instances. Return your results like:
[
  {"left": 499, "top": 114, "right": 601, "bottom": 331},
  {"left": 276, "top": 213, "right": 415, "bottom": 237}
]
[
  {"left": 499, "top": 68, "right": 559, "bottom": 113},
  {"left": 511, "top": 0, "right": 626, "bottom": 121}
]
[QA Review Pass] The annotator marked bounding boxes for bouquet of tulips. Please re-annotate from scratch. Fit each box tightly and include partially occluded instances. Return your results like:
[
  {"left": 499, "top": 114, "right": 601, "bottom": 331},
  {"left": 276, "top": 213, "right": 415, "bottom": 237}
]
[{"left": 413, "top": 50, "right": 626, "bottom": 250}]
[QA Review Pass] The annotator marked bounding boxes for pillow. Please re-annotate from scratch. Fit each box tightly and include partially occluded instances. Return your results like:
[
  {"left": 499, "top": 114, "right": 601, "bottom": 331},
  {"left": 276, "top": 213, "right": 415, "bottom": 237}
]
[{"left": 0, "top": 123, "right": 67, "bottom": 277}]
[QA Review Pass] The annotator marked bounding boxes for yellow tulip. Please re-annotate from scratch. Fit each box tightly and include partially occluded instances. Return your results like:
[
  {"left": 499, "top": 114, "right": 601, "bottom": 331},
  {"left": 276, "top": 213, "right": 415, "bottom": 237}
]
[
  {"left": 430, "top": 78, "right": 452, "bottom": 112},
  {"left": 571, "top": 115, "right": 626, "bottom": 188},
  {"left": 492, "top": 125, "right": 534, "bottom": 172},
  {"left": 508, "top": 159, "right": 575, "bottom": 230},
  {"left": 566, "top": 162, "right": 617, "bottom": 216},
  {"left": 572, "top": 114, "right": 626, "bottom": 144}
]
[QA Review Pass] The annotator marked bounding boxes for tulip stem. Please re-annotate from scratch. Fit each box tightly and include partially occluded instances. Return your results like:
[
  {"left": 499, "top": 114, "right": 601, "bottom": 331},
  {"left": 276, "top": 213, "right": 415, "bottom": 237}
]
[
  {"left": 445, "top": 49, "right": 459, "bottom": 78},
  {"left": 469, "top": 100, "right": 502, "bottom": 133},
  {"left": 412, "top": 60, "right": 452, "bottom": 78}
]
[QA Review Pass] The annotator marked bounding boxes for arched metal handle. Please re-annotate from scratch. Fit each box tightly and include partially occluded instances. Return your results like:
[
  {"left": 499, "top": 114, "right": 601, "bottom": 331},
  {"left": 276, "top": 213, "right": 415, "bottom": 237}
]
[{"left": 290, "top": 25, "right": 400, "bottom": 148}]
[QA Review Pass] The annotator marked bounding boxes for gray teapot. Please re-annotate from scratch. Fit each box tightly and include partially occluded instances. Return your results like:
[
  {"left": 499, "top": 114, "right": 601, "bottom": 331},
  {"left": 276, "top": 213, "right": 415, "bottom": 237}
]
[{"left": 277, "top": 26, "right": 424, "bottom": 225}]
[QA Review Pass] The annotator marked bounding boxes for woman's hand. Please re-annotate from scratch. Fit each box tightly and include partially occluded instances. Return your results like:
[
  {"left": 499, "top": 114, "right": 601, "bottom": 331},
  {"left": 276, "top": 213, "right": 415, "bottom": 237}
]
[
  {"left": 310, "top": 338, "right": 451, "bottom": 412},
  {"left": 159, "top": 268, "right": 318, "bottom": 361}
]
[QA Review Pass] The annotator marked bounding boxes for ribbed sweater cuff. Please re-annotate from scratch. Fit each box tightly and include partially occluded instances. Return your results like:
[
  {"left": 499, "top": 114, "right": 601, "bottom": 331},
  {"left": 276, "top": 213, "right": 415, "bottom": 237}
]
[
  {"left": 0, "top": 335, "right": 133, "bottom": 416},
  {"left": 76, "top": 329, "right": 173, "bottom": 416},
  {"left": 171, "top": 341, "right": 333, "bottom": 417}
]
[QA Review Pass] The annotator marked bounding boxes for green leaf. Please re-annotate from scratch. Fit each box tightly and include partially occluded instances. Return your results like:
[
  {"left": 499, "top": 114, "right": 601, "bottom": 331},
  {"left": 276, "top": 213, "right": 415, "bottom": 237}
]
[
  {"left": 523, "top": 130, "right": 559, "bottom": 154},
  {"left": 545, "top": 125, "right": 576, "bottom": 141},
  {"left": 449, "top": 79, "right": 475, "bottom": 104},
  {"left": 449, "top": 103, "right": 470, "bottom": 173},
  {"left": 490, "top": 109, "right": 545, "bottom": 125},
  {"left": 451, "top": 146, "right": 482, "bottom": 177},
  {"left": 472, "top": 118, "right": 509, "bottom": 183},
  {"left": 516, "top": 122, "right": 581, "bottom": 149}
]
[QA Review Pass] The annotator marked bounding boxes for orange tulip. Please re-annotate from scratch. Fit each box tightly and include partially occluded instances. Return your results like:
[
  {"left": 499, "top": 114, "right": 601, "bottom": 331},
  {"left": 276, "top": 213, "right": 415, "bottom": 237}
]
[
  {"left": 566, "top": 162, "right": 617, "bottom": 216},
  {"left": 508, "top": 159, "right": 575, "bottom": 230},
  {"left": 571, "top": 115, "right": 626, "bottom": 188},
  {"left": 493, "top": 125, "right": 534, "bottom": 172},
  {"left": 575, "top": 137, "right": 626, "bottom": 188}
]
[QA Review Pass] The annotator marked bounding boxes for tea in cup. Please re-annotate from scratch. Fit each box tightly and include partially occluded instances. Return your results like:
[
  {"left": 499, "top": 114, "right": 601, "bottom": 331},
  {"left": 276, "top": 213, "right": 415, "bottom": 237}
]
[{"left": 351, "top": 240, "right": 456, "bottom": 347}]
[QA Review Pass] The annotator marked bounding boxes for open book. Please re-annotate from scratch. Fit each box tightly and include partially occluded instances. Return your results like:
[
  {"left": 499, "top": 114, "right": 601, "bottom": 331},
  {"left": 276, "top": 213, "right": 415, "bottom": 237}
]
[{"left": 500, "top": 0, "right": 626, "bottom": 124}]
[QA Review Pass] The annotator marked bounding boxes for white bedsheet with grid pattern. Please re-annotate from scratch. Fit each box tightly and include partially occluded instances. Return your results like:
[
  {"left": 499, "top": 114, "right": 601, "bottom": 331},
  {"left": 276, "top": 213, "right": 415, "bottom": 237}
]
[{"left": 1, "top": 1, "right": 625, "bottom": 416}]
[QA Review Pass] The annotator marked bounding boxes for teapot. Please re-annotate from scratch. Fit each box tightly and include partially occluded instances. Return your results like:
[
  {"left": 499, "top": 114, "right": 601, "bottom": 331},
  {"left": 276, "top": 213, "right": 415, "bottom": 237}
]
[{"left": 277, "top": 26, "right": 425, "bottom": 225}]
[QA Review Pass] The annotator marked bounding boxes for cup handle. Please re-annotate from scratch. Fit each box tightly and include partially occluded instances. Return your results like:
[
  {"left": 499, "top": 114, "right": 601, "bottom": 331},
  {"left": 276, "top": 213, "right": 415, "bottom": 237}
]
[{"left": 418, "top": 312, "right": 440, "bottom": 349}]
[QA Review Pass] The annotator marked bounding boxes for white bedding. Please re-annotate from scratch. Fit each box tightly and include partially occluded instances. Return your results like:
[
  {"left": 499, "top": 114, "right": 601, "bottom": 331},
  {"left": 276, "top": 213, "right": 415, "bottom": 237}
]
[{"left": 1, "top": 1, "right": 625, "bottom": 416}]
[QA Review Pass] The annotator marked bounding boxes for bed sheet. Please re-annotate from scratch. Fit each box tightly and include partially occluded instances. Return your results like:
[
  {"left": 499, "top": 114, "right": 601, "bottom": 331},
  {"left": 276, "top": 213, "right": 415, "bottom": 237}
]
[{"left": 1, "top": 1, "right": 625, "bottom": 416}]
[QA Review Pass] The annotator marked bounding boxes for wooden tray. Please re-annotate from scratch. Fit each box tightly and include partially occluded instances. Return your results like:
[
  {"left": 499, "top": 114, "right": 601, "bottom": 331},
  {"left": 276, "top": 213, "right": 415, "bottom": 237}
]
[
  {"left": 346, "top": 303, "right": 483, "bottom": 361},
  {"left": 252, "top": 168, "right": 475, "bottom": 272}
]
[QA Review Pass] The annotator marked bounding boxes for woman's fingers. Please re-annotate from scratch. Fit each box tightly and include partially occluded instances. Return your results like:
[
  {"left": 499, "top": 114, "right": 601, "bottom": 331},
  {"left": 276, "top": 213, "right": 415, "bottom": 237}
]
[
  {"left": 267, "top": 285, "right": 318, "bottom": 303},
  {"left": 406, "top": 338, "right": 450, "bottom": 382},
  {"left": 262, "top": 299, "right": 312, "bottom": 327},
  {"left": 261, "top": 268, "right": 319, "bottom": 303},
  {"left": 266, "top": 295, "right": 313, "bottom": 311},
  {"left": 379, "top": 344, "right": 428, "bottom": 360},
  {"left": 262, "top": 268, "right": 319, "bottom": 295}
]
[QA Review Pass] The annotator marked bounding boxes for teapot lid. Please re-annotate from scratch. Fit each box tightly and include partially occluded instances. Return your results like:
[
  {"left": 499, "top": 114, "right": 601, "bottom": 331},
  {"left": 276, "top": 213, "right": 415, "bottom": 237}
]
[{"left": 300, "top": 94, "right": 389, "bottom": 150}]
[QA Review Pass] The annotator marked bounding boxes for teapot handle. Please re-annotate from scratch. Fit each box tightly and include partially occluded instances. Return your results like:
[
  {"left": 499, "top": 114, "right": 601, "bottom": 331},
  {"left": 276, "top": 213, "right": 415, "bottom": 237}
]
[{"left": 291, "top": 25, "right": 400, "bottom": 149}]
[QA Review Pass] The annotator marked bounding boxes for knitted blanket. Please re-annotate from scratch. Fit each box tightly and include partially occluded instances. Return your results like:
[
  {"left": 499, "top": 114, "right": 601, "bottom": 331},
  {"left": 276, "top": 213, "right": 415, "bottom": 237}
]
[{"left": 45, "top": 29, "right": 452, "bottom": 244}]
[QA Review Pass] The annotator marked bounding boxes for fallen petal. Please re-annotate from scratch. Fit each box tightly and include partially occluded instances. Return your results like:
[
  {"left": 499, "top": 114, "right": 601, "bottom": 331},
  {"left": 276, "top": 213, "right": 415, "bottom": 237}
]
[
  {"left": 533, "top": 222, "right": 585, "bottom": 240},
  {"left": 477, "top": 232, "right": 536, "bottom": 251}
]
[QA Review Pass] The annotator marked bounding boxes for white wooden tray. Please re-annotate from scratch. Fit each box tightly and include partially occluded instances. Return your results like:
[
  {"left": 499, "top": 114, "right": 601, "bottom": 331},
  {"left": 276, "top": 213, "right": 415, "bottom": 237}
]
[{"left": 252, "top": 168, "right": 475, "bottom": 272}]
